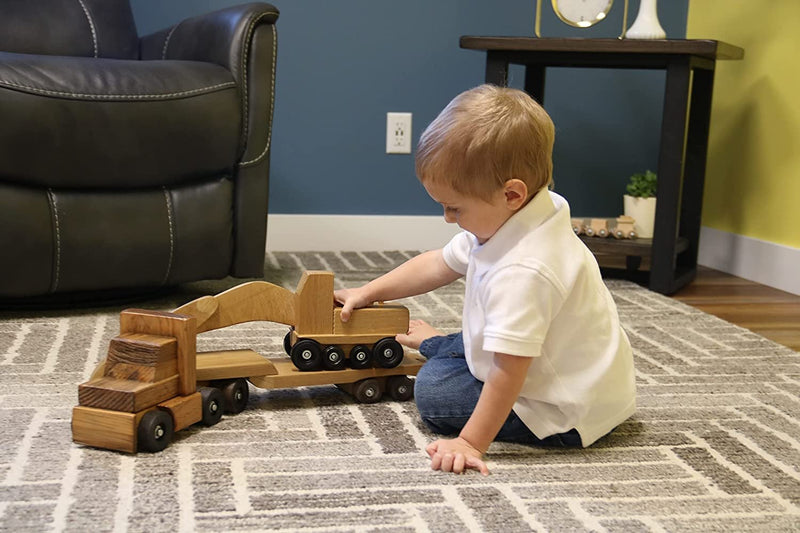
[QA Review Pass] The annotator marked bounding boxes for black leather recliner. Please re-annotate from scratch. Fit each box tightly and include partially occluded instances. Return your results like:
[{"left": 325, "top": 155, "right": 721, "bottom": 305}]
[{"left": 0, "top": 0, "right": 279, "bottom": 300}]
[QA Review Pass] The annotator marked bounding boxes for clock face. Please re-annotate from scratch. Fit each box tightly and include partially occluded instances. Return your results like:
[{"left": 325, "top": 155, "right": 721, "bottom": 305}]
[{"left": 552, "top": 0, "right": 614, "bottom": 28}]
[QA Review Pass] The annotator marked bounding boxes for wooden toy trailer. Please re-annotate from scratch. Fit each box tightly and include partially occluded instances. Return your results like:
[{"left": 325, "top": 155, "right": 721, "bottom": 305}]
[{"left": 72, "top": 271, "right": 423, "bottom": 454}]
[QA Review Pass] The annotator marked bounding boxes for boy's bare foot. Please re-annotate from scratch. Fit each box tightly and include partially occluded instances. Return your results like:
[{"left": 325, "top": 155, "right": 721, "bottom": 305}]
[{"left": 395, "top": 319, "right": 444, "bottom": 350}]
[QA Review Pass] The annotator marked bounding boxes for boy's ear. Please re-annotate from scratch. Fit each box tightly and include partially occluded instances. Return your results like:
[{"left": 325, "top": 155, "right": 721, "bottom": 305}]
[{"left": 503, "top": 179, "right": 528, "bottom": 210}]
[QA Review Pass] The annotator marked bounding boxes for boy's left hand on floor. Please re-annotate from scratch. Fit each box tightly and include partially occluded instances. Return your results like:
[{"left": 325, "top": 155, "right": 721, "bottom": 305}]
[{"left": 426, "top": 437, "right": 489, "bottom": 476}]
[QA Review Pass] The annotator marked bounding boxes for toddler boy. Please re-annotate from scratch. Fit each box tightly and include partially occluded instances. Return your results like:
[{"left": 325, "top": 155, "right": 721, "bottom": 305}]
[{"left": 334, "top": 84, "right": 635, "bottom": 475}]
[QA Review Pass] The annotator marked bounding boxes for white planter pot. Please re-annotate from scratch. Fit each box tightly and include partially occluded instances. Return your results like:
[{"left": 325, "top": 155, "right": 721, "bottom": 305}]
[{"left": 623, "top": 195, "right": 657, "bottom": 239}]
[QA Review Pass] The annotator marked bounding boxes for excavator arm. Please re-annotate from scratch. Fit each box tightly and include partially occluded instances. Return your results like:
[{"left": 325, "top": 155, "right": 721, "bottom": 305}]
[{"left": 173, "top": 281, "right": 297, "bottom": 334}]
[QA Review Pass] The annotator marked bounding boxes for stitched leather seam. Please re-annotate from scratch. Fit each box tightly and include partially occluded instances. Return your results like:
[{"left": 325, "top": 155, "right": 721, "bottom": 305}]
[
  {"left": 0, "top": 80, "right": 237, "bottom": 100},
  {"left": 240, "top": 23, "right": 277, "bottom": 167},
  {"left": 161, "top": 188, "right": 175, "bottom": 286},
  {"left": 76, "top": 0, "right": 99, "bottom": 58},
  {"left": 237, "top": 12, "right": 278, "bottom": 165},
  {"left": 46, "top": 190, "right": 61, "bottom": 293}
]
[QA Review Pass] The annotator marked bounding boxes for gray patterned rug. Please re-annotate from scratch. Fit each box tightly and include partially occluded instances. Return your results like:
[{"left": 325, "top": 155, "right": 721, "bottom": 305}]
[{"left": 2, "top": 251, "right": 799, "bottom": 532}]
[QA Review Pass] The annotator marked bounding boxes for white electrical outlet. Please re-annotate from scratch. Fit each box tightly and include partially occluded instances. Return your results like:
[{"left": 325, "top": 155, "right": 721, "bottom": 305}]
[{"left": 386, "top": 112, "right": 412, "bottom": 154}]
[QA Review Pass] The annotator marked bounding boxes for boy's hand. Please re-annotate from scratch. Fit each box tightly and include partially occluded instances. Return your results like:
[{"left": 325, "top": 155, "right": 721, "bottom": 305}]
[
  {"left": 333, "top": 287, "right": 373, "bottom": 322},
  {"left": 426, "top": 437, "right": 489, "bottom": 475}
]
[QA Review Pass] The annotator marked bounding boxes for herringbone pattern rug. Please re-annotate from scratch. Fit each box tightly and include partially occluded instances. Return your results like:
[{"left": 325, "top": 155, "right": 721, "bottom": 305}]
[{"left": 2, "top": 251, "right": 799, "bottom": 532}]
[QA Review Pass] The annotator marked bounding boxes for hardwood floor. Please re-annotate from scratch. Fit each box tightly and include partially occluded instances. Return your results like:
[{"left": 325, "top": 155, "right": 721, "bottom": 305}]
[{"left": 672, "top": 267, "right": 800, "bottom": 351}]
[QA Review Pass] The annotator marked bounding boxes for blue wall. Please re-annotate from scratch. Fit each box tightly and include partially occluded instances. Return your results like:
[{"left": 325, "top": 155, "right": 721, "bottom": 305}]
[{"left": 130, "top": 0, "right": 688, "bottom": 216}]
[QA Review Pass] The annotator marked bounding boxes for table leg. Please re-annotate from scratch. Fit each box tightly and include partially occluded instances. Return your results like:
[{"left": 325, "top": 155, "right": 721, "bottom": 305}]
[
  {"left": 524, "top": 64, "right": 546, "bottom": 104},
  {"left": 678, "top": 67, "right": 715, "bottom": 276},
  {"left": 650, "top": 59, "right": 691, "bottom": 294},
  {"left": 485, "top": 51, "right": 509, "bottom": 86}
]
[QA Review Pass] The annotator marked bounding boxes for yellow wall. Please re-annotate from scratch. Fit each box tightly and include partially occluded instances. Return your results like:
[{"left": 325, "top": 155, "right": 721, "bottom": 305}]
[{"left": 687, "top": 1, "right": 800, "bottom": 248}]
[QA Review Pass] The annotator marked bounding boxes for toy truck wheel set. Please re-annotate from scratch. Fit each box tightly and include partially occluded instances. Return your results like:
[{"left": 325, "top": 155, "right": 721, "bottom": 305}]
[
  {"left": 284, "top": 329, "right": 404, "bottom": 371},
  {"left": 71, "top": 271, "right": 424, "bottom": 454}
]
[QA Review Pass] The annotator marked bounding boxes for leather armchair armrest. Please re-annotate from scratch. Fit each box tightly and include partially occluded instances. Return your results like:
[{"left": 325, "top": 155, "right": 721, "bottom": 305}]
[
  {"left": 140, "top": 1, "right": 279, "bottom": 167},
  {"left": 140, "top": 3, "right": 279, "bottom": 279},
  {"left": 139, "top": 2, "right": 279, "bottom": 82}
]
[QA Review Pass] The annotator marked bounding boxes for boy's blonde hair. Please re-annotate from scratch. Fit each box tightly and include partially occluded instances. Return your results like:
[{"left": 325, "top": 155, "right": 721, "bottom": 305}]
[{"left": 415, "top": 84, "right": 555, "bottom": 201}]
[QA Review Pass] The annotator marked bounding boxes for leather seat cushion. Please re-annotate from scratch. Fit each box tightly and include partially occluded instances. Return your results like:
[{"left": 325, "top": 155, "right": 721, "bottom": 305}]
[{"left": 0, "top": 52, "right": 241, "bottom": 189}]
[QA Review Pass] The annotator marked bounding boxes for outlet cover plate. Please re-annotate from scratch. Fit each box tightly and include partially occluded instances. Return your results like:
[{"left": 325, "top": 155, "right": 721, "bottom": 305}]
[{"left": 386, "top": 112, "right": 412, "bottom": 154}]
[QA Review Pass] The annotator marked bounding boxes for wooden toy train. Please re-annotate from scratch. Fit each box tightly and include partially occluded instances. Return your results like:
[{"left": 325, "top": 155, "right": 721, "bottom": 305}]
[
  {"left": 572, "top": 215, "right": 637, "bottom": 239},
  {"left": 71, "top": 271, "right": 423, "bottom": 454}
]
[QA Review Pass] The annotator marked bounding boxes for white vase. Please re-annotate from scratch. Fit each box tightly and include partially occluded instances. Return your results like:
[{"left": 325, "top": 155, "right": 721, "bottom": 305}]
[
  {"left": 625, "top": 0, "right": 666, "bottom": 40},
  {"left": 623, "top": 195, "right": 657, "bottom": 239}
]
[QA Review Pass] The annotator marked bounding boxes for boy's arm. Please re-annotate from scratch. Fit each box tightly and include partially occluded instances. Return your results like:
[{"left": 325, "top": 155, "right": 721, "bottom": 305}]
[
  {"left": 427, "top": 352, "right": 533, "bottom": 475},
  {"left": 335, "top": 249, "right": 461, "bottom": 321}
]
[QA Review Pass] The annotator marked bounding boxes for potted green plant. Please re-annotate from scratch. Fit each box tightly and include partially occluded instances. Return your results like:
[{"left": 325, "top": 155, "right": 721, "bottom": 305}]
[{"left": 623, "top": 170, "right": 657, "bottom": 238}]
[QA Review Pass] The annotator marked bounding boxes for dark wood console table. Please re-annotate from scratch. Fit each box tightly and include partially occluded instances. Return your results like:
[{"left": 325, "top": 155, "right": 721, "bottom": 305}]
[{"left": 460, "top": 37, "right": 744, "bottom": 295}]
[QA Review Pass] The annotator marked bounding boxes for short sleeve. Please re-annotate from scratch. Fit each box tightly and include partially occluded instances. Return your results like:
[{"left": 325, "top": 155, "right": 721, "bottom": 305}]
[
  {"left": 481, "top": 264, "right": 565, "bottom": 357},
  {"left": 441, "top": 231, "right": 473, "bottom": 276}
]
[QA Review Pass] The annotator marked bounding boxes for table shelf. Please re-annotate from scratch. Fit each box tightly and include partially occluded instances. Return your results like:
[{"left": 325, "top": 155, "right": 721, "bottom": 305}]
[{"left": 578, "top": 235, "right": 689, "bottom": 258}]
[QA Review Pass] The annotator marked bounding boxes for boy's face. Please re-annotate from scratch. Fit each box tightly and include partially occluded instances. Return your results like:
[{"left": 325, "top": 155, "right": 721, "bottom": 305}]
[{"left": 424, "top": 180, "right": 519, "bottom": 245}]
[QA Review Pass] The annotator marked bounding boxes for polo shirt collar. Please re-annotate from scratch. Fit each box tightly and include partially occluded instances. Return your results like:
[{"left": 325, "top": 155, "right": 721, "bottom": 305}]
[{"left": 470, "top": 187, "right": 562, "bottom": 269}]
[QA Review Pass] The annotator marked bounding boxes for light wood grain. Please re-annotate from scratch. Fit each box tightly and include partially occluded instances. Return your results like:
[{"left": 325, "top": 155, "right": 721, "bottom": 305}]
[
  {"left": 195, "top": 350, "right": 278, "bottom": 381},
  {"left": 104, "top": 333, "right": 178, "bottom": 382},
  {"left": 333, "top": 305, "right": 409, "bottom": 336},
  {"left": 72, "top": 406, "right": 150, "bottom": 454},
  {"left": 78, "top": 375, "right": 179, "bottom": 413},
  {"left": 295, "top": 271, "right": 334, "bottom": 335},
  {"left": 119, "top": 309, "right": 196, "bottom": 396},
  {"left": 173, "top": 281, "right": 297, "bottom": 333},
  {"left": 159, "top": 393, "right": 202, "bottom": 431},
  {"left": 248, "top": 354, "right": 425, "bottom": 390}
]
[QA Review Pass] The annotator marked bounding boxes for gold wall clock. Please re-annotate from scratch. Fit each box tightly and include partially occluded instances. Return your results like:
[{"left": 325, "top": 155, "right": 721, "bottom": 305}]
[{"left": 535, "top": 0, "right": 630, "bottom": 38}]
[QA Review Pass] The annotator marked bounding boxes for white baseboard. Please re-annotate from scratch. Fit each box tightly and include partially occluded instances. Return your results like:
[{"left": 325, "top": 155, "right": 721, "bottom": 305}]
[
  {"left": 266, "top": 214, "right": 460, "bottom": 252},
  {"left": 266, "top": 216, "right": 800, "bottom": 296},
  {"left": 699, "top": 226, "right": 800, "bottom": 296}
]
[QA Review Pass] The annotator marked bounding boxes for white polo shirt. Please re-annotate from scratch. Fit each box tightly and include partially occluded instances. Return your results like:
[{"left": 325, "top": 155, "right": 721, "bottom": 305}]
[{"left": 442, "top": 188, "right": 636, "bottom": 446}]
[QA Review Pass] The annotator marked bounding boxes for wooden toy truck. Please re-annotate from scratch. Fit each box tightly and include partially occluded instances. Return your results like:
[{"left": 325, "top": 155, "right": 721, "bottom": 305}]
[{"left": 72, "top": 271, "right": 423, "bottom": 453}]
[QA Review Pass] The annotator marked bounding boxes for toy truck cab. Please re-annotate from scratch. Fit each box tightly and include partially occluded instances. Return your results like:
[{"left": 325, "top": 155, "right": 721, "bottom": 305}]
[{"left": 71, "top": 309, "right": 250, "bottom": 454}]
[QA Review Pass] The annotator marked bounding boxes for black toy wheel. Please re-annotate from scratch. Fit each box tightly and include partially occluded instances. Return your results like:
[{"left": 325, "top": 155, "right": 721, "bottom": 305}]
[
  {"left": 323, "top": 346, "right": 346, "bottom": 370},
  {"left": 349, "top": 345, "right": 372, "bottom": 369},
  {"left": 137, "top": 409, "right": 174, "bottom": 453},
  {"left": 199, "top": 387, "right": 224, "bottom": 426},
  {"left": 221, "top": 378, "right": 249, "bottom": 414},
  {"left": 386, "top": 375, "right": 414, "bottom": 401},
  {"left": 353, "top": 378, "right": 383, "bottom": 404},
  {"left": 291, "top": 339, "right": 322, "bottom": 371},
  {"left": 283, "top": 329, "right": 294, "bottom": 355},
  {"left": 373, "top": 338, "right": 404, "bottom": 368}
]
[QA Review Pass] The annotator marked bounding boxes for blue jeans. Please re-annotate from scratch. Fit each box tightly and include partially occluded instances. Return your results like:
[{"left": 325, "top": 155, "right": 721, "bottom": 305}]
[{"left": 414, "top": 332, "right": 582, "bottom": 447}]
